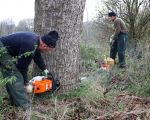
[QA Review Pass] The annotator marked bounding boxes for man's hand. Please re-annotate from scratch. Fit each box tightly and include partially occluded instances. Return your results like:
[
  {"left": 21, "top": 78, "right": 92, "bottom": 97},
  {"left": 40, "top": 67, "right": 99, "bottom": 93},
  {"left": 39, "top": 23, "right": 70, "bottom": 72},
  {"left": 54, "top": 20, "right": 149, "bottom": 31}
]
[
  {"left": 41, "top": 69, "right": 49, "bottom": 76},
  {"left": 110, "top": 39, "right": 115, "bottom": 47},
  {"left": 109, "top": 35, "right": 115, "bottom": 47},
  {"left": 25, "top": 84, "right": 33, "bottom": 93}
]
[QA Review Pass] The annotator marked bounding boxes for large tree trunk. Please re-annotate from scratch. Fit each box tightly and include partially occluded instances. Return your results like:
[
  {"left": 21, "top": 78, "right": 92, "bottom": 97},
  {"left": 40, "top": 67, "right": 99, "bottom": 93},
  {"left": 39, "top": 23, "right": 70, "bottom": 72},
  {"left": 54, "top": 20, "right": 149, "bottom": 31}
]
[{"left": 34, "top": 0, "right": 86, "bottom": 92}]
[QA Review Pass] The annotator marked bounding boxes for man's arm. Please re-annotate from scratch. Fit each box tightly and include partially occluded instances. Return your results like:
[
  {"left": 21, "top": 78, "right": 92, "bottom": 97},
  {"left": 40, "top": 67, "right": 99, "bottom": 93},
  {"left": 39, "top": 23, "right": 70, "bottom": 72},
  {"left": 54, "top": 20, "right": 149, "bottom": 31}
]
[
  {"left": 113, "top": 19, "right": 121, "bottom": 40},
  {"left": 16, "top": 49, "right": 33, "bottom": 84},
  {"left": 33, "top": 50, "right": 46, "bottom": 71}
]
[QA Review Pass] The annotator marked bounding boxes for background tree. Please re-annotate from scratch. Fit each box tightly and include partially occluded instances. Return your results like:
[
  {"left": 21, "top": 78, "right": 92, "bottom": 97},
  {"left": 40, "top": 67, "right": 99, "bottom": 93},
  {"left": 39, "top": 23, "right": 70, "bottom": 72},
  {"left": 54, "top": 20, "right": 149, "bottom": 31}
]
[
  {"left": 0, "top": 18, "right": 34, "bottom": 36},
  {"left": 97, "top": 0, "right": 150, "bottom": 44},
  {"left": 15, "top": 19, "right": 34, "bottom": 32},
  {"left": 0, "top": 19, "right": 15, "bottom": 36},
  {"left": 34, "top": 0, "right": 86, "bottom": 91}
]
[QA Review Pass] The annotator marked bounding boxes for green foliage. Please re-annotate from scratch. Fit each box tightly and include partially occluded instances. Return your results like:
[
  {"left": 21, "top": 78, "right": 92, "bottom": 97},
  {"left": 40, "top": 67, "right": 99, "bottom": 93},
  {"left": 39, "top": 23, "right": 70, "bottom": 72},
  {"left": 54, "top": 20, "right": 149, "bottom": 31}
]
[
  {"left": 0, "top": 47, "right": 18, "bottom": 118},
  {"left": 80, "top": 44, "right": 101, "bottom": 72},
  {"left": 54, "top": 76, "right": 105, "bottom": 102},
  {"left": 101, "top": 43, "right": 150, "bottom": 98},
  {"left": 0, "top": 47, "right": 7, "bottom": 57},
  {"left": 80, "top": 44, "right": 99, "bottom": 60},
  {"left": 57, "top": 81, "right": 92, "bottom": 99},
  {"left": 0, "top": 75, "right": 6, "bottom": 119},
  {"left": 124, "top": 45, "right": 150, "bottom": 97},
  {"left": 117, "top": 102, "right": 126, "bottom": 112}
]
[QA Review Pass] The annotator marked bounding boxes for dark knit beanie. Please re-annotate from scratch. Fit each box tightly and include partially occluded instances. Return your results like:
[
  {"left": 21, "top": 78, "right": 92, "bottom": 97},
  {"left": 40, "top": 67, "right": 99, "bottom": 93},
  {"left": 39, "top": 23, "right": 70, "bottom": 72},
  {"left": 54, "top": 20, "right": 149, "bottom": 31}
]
[
  {"left": 108, "top": 11, "right": 117, "bottom": 17},
  {"left": 41, "top": 31, "right": 59, "bottom": 48}
]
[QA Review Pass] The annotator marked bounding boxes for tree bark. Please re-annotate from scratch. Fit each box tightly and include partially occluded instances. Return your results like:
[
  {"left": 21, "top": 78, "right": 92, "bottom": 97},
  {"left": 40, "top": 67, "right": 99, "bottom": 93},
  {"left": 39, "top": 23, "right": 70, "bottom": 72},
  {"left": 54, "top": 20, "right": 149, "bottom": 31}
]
[{"left": 34, "top": 0, "right": 86, "bottom": 92}]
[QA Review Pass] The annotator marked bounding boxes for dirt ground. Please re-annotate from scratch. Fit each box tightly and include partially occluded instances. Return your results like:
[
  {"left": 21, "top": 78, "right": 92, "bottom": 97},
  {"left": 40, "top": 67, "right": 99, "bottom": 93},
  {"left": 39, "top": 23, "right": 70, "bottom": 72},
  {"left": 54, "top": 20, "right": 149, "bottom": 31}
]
[
  {"left": 2, "top": 93, "right": 150, "bottom": 120},
  {"left": 97, "top": 94, "right": 150, "bottom": 120}
]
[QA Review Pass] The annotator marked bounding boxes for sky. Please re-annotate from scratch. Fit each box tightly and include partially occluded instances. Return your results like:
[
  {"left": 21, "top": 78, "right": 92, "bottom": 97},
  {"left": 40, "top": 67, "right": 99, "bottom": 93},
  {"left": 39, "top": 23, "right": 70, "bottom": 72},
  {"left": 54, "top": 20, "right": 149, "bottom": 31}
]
[{"left": 0, "top": 0, "right": 102, "bottom": 24}]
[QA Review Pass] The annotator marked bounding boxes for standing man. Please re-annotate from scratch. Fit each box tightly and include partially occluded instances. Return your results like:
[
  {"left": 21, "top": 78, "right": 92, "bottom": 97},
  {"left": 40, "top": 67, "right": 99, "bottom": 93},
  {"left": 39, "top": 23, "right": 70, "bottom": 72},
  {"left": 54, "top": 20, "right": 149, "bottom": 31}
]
[
  {"left": 108, "top": 12, "right": 128, "bottom": 68},
  {"left": 0, "top": 31, "right": 59, "bottom": 108}
]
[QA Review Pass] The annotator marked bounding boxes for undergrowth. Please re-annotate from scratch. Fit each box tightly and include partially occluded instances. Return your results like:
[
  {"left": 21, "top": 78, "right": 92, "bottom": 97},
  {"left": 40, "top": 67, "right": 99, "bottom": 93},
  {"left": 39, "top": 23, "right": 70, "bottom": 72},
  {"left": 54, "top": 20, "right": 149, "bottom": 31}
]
[{"left": 0, "top": 42, "right": 150, "bottom": 119}]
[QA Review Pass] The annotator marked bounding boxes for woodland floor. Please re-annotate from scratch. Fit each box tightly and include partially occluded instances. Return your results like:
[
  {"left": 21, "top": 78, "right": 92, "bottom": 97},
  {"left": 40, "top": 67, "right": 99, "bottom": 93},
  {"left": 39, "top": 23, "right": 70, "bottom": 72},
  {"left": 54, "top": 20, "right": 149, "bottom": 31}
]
[
  {"left": 2, "top": 74, "right": 150, "bottom": 120},
  {"left": 2, "top": 94, "right": 150, "bottom": 120}
]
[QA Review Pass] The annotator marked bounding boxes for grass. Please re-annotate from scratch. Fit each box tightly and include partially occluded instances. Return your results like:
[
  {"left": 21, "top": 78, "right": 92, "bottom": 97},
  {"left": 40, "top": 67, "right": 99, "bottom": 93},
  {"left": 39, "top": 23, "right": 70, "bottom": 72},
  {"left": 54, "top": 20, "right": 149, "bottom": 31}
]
[
  {"left": 29, "top": 75, "right": 107, "bottom": 119},
  {"left": 40, "top": 42, "right": 150, "bottom": 119},
  {"left": 0, "top": 42, "right": 150, "bottom": 119}
]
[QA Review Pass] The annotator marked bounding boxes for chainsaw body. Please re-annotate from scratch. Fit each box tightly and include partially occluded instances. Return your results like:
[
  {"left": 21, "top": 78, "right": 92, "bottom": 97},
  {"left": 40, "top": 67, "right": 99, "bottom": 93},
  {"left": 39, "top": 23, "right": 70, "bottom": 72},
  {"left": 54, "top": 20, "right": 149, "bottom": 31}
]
[
  {"left": 32, "top": 78, "right": 53, "bottom": 94},
  {"left": 100, "top": 57, "right": 114, "bottom": 71},
  {"left": 27, "top": 74, "right": 60, "bottom": 94}
]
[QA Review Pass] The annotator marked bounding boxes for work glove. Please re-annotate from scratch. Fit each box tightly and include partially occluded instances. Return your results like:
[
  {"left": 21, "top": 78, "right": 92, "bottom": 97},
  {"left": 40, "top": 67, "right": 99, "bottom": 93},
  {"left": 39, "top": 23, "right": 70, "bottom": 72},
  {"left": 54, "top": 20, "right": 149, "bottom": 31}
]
[
  {"left": 41, "top": 69, "right": 49, "bottom": 77},
  {"left": 109, "top": 35, "right": 114, "bottom": 46},
  {"left": 25, "top": 83, "right": 33, "bottom": 93},
  {"left": 110, "top": 40, "right": 115, "bottom": 47},
  {"left": 109, "top": 35, "right": 115, "bottom": 47}
]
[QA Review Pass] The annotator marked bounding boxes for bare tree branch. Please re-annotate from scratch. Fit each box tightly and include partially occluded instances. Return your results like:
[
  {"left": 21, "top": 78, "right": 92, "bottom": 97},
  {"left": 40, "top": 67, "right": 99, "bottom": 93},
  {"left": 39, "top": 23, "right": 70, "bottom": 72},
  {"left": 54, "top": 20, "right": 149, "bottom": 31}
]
[{"left": 97, "top": 0, "right": 150, "bottom": 41}]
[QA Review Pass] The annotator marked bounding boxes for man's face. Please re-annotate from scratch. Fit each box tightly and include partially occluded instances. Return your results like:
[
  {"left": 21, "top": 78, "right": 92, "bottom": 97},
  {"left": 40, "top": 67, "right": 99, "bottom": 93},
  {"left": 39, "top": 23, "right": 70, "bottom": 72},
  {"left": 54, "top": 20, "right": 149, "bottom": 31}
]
[
  {"left": 38, "top": 40, "right": 54, "bottom": 53},
  {"left": 108, "top": 16, "right": 115, "bottom": 22}
]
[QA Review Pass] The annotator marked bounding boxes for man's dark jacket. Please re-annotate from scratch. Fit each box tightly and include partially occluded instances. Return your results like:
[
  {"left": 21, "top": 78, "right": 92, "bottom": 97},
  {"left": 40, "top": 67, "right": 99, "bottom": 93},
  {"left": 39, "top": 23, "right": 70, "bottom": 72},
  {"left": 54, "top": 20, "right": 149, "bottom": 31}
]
[{"left": 0, "top": 32, "right": 46, "bottom": 83}]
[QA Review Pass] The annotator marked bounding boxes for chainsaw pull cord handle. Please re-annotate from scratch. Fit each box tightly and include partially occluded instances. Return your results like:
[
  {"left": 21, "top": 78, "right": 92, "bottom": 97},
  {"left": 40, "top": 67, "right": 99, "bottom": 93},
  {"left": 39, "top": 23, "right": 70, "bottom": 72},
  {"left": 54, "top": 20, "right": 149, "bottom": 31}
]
[
  {"left": 48, "top": 73, "right": 57, "bottom": 90},
  {"left": 47, "top": 73, "right": 55, "bottom": 81},
  {"left": 47, "top": 73, "right": 60, "bottom": 91}
]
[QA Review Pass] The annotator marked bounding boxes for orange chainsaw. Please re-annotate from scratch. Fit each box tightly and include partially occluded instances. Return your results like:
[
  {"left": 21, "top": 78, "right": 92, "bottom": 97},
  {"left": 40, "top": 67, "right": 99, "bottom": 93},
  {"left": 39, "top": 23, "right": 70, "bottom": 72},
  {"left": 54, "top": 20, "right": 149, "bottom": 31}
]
[{"left": 26, "top": 74, "right": 60, "bottom": 94}]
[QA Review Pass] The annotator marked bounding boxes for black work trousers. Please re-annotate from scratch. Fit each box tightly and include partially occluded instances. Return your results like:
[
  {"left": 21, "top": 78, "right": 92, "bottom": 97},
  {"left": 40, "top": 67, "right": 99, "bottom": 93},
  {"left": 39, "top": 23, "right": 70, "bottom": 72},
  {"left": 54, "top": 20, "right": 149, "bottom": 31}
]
[
  {"left": 110, "top": 33, "right": 128, "bottom": 67},
  {"left": 0, "top": 40, "right": 29, "bottom": 108}
]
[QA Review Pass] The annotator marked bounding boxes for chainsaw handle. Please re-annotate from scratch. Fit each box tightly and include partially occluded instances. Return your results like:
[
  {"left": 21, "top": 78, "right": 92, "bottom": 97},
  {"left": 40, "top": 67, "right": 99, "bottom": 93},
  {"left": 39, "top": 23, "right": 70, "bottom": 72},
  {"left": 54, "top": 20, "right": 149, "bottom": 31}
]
[{"left": 47, "top": 73, "right": 55, "bottom": 81}]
